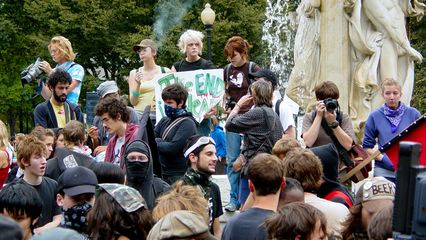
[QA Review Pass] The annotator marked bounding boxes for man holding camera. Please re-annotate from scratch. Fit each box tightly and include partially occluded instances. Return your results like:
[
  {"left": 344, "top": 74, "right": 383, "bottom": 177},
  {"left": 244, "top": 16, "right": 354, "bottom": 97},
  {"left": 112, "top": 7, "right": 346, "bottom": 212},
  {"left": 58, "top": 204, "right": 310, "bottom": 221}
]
[{"left": 302, "top": 81, "right": 355, "bottom": 151}]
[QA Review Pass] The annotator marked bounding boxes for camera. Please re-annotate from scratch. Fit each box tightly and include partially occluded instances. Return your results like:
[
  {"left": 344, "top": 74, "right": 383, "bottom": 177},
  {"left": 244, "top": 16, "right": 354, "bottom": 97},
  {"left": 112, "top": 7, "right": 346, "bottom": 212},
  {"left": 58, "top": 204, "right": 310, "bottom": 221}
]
[
  {"left": 20, "top": 57, "right": 43, "bottom": 85},
  {"left": 323, "top": 98, "right": 338, "bottom": 112},
  {"left": 225, "top": 96, "right": 237, "bottom": 110}
]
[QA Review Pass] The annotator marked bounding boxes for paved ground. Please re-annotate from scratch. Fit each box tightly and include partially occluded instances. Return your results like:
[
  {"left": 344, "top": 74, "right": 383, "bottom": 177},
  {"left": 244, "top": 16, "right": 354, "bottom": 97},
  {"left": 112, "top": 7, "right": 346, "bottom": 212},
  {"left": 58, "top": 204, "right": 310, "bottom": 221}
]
[{"left": 211, "top": 174, "right": 238, "bottom": 225}]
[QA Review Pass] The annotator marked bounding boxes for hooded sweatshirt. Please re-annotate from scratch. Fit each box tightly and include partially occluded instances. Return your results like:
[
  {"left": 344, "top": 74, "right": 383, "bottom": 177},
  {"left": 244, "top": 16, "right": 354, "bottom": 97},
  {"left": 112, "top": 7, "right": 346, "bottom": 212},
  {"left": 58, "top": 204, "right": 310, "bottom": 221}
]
[{"left": 122, "top": 140, "right": 169, "bottom": 209}]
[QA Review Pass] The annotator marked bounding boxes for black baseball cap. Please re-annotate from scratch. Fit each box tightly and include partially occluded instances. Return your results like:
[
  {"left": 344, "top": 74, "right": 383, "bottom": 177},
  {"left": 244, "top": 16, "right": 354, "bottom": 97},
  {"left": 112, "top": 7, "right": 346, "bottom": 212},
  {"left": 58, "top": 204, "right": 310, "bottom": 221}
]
[
  {"left": 249, "top": 69, "right": 278, "bottom": 88},
  {"left": 57, "top": 166, "right": 98, "bottom": 196}
]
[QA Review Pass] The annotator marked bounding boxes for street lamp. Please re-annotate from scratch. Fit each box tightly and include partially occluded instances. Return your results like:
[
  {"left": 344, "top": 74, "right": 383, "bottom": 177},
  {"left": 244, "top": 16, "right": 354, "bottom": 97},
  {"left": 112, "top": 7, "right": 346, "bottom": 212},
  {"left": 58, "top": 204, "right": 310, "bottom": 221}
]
[{"left": 201, "top": 3, "right": 215, "bottom": 61}]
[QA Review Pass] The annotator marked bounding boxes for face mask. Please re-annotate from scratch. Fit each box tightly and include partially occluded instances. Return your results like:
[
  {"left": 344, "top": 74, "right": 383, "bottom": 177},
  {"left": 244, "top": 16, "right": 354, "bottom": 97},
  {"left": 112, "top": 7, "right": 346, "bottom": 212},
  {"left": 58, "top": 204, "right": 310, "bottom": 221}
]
[
  {"left": 61, "top": 202, "right": 92, "bottom": 234},
  {"left": 164, "top": 104, "right": 186, "bottom": 118}
]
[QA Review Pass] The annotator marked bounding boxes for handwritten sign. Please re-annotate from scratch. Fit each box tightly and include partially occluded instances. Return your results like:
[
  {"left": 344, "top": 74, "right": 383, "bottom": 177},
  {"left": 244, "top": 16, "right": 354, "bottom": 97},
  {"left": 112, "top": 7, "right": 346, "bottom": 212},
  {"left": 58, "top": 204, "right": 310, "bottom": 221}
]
[{"left": 154, "top": 69, "right": 225, "bottom": 123}]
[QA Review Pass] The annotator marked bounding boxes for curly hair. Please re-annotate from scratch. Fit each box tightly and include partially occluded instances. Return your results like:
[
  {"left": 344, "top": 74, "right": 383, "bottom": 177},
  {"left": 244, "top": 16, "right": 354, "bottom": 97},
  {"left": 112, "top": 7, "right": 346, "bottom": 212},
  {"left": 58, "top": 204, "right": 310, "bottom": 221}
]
[
  {"left": 161, "top": 83, "right": 189, "bottom": 109},
  {"left": 48, "top": 36, "right": 76, "bottom": 61},
  {"left": 87, "top": 189, "right": 154, "bottom": 240},
  {"left": 46, "top": 68, "right": 72, "bottom": 88},
  {"left": 152, "top": 180, "right": 209, "bottom": 223},
  {"left": 95, "top": 97, "right": 130, "bottom": 122},
  {"left": 283, "top": 148, "right": 323, "bottom": 192}
]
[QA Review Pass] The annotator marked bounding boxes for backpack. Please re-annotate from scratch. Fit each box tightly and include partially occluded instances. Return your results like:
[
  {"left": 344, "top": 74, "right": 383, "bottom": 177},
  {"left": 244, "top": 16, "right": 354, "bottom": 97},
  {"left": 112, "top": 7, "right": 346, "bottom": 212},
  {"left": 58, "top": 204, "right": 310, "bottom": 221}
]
[{"left": 224, "top": 61, "right": 256, "bottom": 84}]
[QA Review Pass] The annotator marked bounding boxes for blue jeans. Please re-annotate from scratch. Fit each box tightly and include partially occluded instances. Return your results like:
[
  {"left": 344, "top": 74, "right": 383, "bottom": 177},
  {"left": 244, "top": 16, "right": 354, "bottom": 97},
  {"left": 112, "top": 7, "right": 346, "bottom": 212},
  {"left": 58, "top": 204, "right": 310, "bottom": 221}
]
[
  {"left": 239, "top": 175, "right": 250, "bottom": 205},
  {"left": 226, "top": 131, "right": 242, "bottom": 206}
]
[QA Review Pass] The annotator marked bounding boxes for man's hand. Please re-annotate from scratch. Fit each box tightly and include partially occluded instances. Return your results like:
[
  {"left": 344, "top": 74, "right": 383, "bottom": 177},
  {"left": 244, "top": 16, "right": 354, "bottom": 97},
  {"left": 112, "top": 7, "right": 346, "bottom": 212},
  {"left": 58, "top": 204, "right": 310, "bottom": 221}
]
[
  {"left": 87, "top": 126, "right": 99, "bottom": 139},
  {"left": 94, "top": 146, "right": 107, "bottom": 156},
  {"left": 315, "top": 100, "right": 326, "bottom": 118},
  {"left": 204, "top": 107, "right": 217, "bottom": 119},
  {"left": 237, "top": 95, "right": 253, "bottom": 108},
  {"left": 324, "top": 109, "right": 337, "bottom": 125}
]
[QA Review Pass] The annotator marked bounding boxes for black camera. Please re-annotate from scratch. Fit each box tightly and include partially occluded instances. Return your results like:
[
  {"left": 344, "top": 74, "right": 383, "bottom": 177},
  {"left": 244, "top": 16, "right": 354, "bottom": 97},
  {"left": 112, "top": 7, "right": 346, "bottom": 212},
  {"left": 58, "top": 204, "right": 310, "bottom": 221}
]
[
  {"left": 225, "top": 96, "right": 237, "bottom": 110},
  {"left": 20, "top": 57, "right": 43, "bottom": 85},
  {"left": 323, "top": 98, "right": 338, "bottom": 112}
]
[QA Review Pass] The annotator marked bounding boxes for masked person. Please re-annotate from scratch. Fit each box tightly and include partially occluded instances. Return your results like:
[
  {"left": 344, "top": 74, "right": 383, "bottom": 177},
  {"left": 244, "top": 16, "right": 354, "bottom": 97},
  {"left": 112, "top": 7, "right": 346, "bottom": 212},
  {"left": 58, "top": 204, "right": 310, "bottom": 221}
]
[
  {"left": 122, "top": 139, "right": 169, "bottom": 209},
  {"left": 154, "top": 83, "right": 197, "bottom": 184}
]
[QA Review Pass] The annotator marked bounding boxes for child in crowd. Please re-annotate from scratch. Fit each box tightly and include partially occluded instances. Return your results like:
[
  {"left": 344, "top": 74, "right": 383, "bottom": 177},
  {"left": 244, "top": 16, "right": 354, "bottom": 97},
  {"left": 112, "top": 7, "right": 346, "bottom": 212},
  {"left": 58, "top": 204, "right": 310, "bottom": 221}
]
[{"left": 16, "top": 135, "right": 62, "bottom": 233}]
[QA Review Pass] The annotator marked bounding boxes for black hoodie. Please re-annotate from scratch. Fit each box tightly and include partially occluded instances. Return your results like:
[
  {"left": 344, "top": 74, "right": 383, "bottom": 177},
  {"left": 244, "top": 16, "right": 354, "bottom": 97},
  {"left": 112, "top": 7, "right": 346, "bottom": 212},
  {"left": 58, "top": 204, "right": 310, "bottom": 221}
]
[{"left": 122, "top": 140, "right": 169, "bottom": 209}]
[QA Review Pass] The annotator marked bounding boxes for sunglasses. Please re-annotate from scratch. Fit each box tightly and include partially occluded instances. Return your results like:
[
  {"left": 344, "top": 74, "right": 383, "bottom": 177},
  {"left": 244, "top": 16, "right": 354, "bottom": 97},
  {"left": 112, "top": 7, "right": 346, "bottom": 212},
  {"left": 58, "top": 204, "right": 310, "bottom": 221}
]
[{"left": 184, "top": 136, "right": 216, "bottom": 158}]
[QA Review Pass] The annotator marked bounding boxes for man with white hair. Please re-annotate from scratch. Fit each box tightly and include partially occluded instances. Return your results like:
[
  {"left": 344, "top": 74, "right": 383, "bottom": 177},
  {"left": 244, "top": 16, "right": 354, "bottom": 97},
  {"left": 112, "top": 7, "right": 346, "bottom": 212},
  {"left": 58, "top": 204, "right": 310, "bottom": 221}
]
[{"left": 171, "top": 29, "right": 216, "bottom": 72}]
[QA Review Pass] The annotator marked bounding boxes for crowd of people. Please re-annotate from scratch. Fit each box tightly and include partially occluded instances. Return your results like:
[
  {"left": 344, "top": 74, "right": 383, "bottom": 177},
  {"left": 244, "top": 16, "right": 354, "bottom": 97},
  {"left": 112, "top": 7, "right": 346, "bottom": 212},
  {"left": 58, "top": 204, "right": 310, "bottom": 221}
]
[{"left": 0, "top": 30, "right": 421, "bottom": 240}]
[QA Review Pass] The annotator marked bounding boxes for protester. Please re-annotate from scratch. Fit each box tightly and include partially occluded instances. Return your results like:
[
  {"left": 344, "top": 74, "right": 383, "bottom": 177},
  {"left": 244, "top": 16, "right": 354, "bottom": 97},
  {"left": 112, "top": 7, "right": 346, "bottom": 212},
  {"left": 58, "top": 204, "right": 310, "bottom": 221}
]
[
  {"left": 88, "top": 80, "right": 140, "bottom": 155},
  {"left": 363, "top": 78, "right": 421, "bottom": 181},
  {"left": 56, "top": 166, "right": 98, "bottom": 236},
  {"left": 148, "top": 210, "right": 216, "bottom": 240},
  {"left": 0, "top": 215, "right": 23, "bottom": 240},
  {"left": 30, "top": 126, "right": 55, "bottom": 158},
  {"left": 222, "top": 153, "right": 284, "bottom": 240},
  {"left": 122, "top": 139, "right": 170, "bottom": 209},
  {"left": 171, "top": 29, "right": 215, "bottom": 72},
  {"left": 342, "top": 177, "right": 395, "bottom": 240},
  {"left": 16, "top": 135, "right": 62, "bottom": 233},
  {"left": 45, "top": 121, "right": 96, "bottom": 180},
  {"left": 95, "top": 97, "right": 139, "bottom": 165},
  {"left": 0, "top": 120, "right": 11, "bottom": 188},
  {"left": 129, "top": 39, "right": 170, "bottom": 113},
  {"left": 278, "top": 178, "right": 305, "bottom": 209},
  {"left": 154, "top": 83, "right": 197, "bottom": 184},
  {"left": 39, "top": 36, "right": 84, "bottom": 105},
  {"left": 250, "top": 69, "right": 296, "bottom": 138},
  {"left": 210, "top": 115, "right": 226, "bottom": 174},
  {"left": 225, "top": 79, "right": 283, "bottom": 205},
  {"left": 90, "top": 161, "right": 125, "bottom": 184},
  {"left": 265, "top": 202, "right": 327, "bottom": 240},
  {"left": 152, "top": 181, "right": 209, "bottom": 223},
  {"left": 272, "top": 136, "right": 301, "bottom": 160},
  {"left": 87, "top": 183, "right": 154, "bottom": 240},
  {"left": 367, "top": 205, "right": 393, "bottom": 240},
  {"left": 182, "top": 135, "right": 223, "bottom": 238},
  {"left": 0, "top": 182, "right": 43, "bottom": 240},
  {"left": 34, "top": 68, "right": 84, "bottom": 129},
  {"left": 283, "top": 148, "right": 349, "bottom": 237},
  {"left": 223, "top": 35, "right": 261, "bottom": 212}
]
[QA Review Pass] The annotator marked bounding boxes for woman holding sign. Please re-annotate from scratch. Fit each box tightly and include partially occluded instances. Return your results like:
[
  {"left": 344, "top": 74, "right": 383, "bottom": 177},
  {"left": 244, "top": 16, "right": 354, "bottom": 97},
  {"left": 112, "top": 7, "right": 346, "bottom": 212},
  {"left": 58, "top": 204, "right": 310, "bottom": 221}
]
[{"left": 128, "top": 39, "right": 170, "bottom": 113}]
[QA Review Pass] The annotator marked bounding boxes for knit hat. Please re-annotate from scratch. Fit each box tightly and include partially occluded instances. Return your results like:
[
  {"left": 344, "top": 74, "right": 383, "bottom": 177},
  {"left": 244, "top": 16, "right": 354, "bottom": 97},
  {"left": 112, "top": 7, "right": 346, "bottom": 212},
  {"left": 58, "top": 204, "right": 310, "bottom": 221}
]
[
  {"left": 96, "top": 81, "right": 119, "bottom": 98},
  {"left": 147, "top": 210, "right": 215, "bottom": 240},
  {"left": 133, "top": 39, "right": 158, "bottom": 53},
  {"left": 98, "top": 183, "right": 146, "bottom": 212},
  {"left": 57, "top": 166, "right": 98, "bottom": 196},
  {"left": 355, "top": 177, "right": 395, "bottom": 212}
]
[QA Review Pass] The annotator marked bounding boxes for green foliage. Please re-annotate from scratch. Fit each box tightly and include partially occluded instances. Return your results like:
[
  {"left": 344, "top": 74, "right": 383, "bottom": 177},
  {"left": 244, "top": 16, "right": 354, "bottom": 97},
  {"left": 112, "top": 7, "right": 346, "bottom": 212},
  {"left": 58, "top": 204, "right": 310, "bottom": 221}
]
[{"left": 410, "top": 16, "right": 426, "bottom": 114}]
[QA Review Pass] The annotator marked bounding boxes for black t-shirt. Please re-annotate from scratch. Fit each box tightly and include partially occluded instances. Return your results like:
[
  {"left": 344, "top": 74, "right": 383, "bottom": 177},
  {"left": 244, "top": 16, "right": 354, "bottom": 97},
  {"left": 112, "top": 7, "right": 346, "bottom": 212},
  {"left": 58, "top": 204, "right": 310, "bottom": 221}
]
[
  {"left": 209, "top": 182, "right": 223, "bottom": 220},
  {"left": 173, "top": 58, "right": 215, "bottom": 72},
  {"left": 18, "top": 177, "right": 61, "bottom": 227},
  {"left": 221, "top": 208, "right": 274, "bottom": 240}
]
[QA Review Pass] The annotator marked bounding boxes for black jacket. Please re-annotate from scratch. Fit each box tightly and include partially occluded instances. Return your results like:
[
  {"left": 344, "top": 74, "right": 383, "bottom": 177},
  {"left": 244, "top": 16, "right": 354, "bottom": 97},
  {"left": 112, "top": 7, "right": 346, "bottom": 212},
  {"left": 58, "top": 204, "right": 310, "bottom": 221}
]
[
  {"left": 34, "top": 100, "right": 84, "bottom": 129},
  {"left": 154, "top": 112, "right": 198, "bottom": 176}
]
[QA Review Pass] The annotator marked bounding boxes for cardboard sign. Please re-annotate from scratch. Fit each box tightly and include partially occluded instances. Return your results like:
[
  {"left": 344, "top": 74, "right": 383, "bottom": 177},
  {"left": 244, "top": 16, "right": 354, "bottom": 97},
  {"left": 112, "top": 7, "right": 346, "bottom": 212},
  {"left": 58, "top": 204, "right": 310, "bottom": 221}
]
[{"left": 154, "top": 69, "right": 225, "bottom": 123}]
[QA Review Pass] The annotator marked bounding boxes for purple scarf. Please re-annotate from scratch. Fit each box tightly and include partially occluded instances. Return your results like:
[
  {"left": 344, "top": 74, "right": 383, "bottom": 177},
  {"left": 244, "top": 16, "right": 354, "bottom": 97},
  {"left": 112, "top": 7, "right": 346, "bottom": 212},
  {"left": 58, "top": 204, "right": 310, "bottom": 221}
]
[{"left": 383, "top": 102, "right": 406, "bottom": 134}]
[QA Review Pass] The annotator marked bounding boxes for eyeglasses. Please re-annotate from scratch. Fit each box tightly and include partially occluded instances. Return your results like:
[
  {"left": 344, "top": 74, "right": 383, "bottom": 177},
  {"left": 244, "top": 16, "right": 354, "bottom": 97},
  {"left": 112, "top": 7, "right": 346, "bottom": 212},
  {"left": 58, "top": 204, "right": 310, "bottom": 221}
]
[{"left": 184, "top": 136, "right": 216, "bottom": 158}]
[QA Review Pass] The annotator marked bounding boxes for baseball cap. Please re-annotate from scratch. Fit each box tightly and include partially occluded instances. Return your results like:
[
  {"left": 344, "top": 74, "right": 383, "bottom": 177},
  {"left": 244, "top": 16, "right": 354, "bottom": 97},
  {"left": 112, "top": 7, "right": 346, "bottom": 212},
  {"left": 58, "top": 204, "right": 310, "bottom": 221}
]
[
  {"left": 57, "top": 166, "right": 98, "bottom": 196},
  {"left": 133, "top": 39, "right": 158, "bottom": 53},
  {"left": 97, "top": 183, "right": 146, "bottom": 213},
  {"left": 96, "top": 80, "right": 119, "bottom": 98},
  {"left": 147, "top": 210, "right": 216, "bottom": 240},
  {"left": 249, "top": 69, "right": 278, "bottom": 88},
  {"left": 355, "top": 177, "right": 395, "bottom": 212}
]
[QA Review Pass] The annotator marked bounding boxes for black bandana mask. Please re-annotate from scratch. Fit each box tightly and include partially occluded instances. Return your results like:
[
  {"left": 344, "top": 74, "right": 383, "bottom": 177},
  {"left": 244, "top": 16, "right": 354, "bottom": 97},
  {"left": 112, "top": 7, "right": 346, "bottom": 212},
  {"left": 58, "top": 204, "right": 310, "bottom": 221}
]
[{"left": 60, "top": 202, "right": 92, "bottom": 234}]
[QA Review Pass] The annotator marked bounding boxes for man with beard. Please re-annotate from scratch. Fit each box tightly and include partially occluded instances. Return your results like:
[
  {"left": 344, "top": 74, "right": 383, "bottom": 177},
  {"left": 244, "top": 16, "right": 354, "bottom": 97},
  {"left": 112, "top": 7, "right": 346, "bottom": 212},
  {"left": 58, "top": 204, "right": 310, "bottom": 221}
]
[
  {"left": 182, "top": 135, "right": 223, "bottom": 238},
  {"left": 34, "top": 68, "right": 84, "bottom": 129}
]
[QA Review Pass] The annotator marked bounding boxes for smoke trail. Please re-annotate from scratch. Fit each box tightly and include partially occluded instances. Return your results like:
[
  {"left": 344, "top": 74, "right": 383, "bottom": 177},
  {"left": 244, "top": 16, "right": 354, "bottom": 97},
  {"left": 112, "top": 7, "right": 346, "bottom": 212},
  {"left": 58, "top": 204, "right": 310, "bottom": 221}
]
[{"left": 153, "top": 0, "right": 199, "bottom": 46}]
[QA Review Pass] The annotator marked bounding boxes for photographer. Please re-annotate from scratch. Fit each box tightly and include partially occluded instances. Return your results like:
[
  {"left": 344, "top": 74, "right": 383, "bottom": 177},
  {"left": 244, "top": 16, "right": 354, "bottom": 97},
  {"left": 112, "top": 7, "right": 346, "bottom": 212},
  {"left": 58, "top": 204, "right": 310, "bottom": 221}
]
[
  {"left": 38, "top": 36, "right": 84, "bottom": 105},
  {"left": 302, "top": 81, "right": 355, "bottom": 151}
]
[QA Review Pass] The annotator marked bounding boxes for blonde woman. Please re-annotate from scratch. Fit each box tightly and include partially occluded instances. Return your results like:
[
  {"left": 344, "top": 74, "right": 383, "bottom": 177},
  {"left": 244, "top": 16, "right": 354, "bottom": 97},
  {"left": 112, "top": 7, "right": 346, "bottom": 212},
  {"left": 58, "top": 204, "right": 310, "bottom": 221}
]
[
  {"left": 128, "top": 39, "right": 170, "bottom": 112},
  {"left": 39, "top": 36, "right": 85, "bottom": 105},
  {"left": 0, "top": 120, "right": 11, "bottom": 188},
  {"left": 171, "top": 29, "right": 215, "bottom": 72}
]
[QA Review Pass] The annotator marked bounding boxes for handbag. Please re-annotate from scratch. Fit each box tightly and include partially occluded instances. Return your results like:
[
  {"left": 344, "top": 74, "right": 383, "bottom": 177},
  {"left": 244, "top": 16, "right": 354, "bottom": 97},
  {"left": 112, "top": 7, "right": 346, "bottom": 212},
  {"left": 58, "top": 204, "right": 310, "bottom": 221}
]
[{"left": 232, "top": 154, "right": 246, "bottom": 172}]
